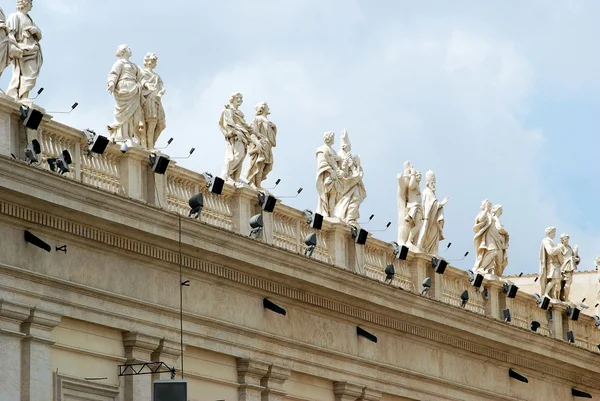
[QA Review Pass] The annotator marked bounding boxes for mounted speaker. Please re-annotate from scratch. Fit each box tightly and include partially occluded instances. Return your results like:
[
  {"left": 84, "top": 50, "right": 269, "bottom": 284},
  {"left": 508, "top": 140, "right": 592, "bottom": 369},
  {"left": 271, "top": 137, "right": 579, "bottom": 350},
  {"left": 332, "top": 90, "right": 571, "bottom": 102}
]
[
  {"left": 153, "top": 380, "right": 187, "bottom": 401},
  {"left": 24, "top": 230, "right": 51, "bottom": 252},
  {"left": 20, "top": 106, "right": 44, "bottom": 130},
  {"left": 432, "top": 257, "right": 447, "bottom": 274}
]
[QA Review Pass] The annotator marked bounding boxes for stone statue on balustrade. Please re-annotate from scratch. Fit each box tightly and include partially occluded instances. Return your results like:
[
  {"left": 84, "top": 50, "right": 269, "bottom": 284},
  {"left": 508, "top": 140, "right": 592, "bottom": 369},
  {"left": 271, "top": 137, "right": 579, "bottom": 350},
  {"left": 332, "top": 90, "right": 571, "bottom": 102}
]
[
  {"left": 244, "top": 102, "right": 277, "bottom": 189},
  {"left": 333, "top": 129, "right": 367, "bottom": 227},
  {"left": 315, "top": 131, "right": 342, "bottom": 217},
  {"left": 397, "top": 161, "right": 423, "bottom": 249},
  {"left": 5, "top": 0, "right": 43, "bottom": 100},
  {"left": 557, "top": 233, "right": 579, "bottom": 302},
  {"left": 219, "top": 92, "right": 258, "bottom": 184},
  {"left": 539, "top": 226, "right": 561, "bottom": 298},
  {"left": 596, "top": 256, "right": 600, "bottom": 316},
  {"left": 415, "top": 170, "right": 448, "bottom": 255},
  {"left": 472, "top": 200, "right": 509, "bottom": 279},
  {"left": 0, "top": 7, "right": 14, "bottom": 84},
  {"left": 140, "top": 52, "right": 166, "bottom": 149},
  {"left": 107, "top": 44, "right": 145, "bottom": 145}
]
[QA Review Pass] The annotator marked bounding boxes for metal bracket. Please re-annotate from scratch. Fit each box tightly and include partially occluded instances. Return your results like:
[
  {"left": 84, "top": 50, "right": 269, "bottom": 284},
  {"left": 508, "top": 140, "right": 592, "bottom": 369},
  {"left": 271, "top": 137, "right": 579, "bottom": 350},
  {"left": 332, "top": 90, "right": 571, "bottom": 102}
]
[{"left": 118, "top": 362, "right": 175, "bottom": 379}]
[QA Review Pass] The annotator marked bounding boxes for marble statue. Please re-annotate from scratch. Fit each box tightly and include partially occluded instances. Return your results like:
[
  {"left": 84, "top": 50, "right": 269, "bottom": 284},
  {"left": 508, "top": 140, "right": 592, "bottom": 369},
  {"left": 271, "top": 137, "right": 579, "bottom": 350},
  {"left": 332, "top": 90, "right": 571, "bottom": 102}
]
[
  {"left": 6, "top": 0, "right": 43, "bottom": 100},
  {"left": 315, "top": 131, "right": 342, "bottom": 217},
  {"left": 397, "top": 161, "right": 423, "bottom": 248},
  {"left": 219, "top": 92, "right": 255, "bottom": 184},
  {"left": 416, "top": 170, "right": 447, "bottom": 255},
  {"left": 473, "top": 200, "right": 508, "bottom": 279},
  {"left": 539, "top": 226, "right": 561, "bottom": 298},
  {"left": 333, "top": 130, "right": 367, "bottom": 227},
  {"left": 245, "top": 102, "right": 277, "bottom": 189},
  {"left": 0, "top": 7, "right": 13, "bottom": 83},
  {"left": 557, "top": 233, "right": 579, "bottom": 302},
  {"left": 596, "top": 256, "right": 600, "bottom": 315},
  {"left": 140, "top": 52, "right": 166, "bottom": 149},
  {"left": 107, "top": 45, "right": 144, "bottom": 144}
]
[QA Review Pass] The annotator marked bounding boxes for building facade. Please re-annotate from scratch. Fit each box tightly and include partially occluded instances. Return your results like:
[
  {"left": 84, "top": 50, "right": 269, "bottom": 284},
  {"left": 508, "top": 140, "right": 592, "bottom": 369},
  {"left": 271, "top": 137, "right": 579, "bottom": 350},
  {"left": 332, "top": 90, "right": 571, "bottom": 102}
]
[{"left": 1, "top": 96, "right": 600, "bottom": 401}]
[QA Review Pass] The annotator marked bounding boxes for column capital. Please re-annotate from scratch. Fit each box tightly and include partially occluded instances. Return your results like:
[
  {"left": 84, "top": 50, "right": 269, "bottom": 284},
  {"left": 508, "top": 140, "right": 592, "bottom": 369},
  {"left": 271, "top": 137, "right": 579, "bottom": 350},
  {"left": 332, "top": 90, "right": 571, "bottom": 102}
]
[
  {"left": 0, "top": 299, "right": 31, "bottom": 335},
  {"left": 154, "top": 337, "right": 181, "bottom": 358},
  {"left": 359, "top": 387, "right": 382, "bottom": 401},
  {"left": 261, "top": 363, "right": 291, "bottom": 399},
  {"left": 236, "top": 358, "right": 270, "bottom": 386},
  {"left": 123, "top": 331, "right": 162, "bottom": 363},
  {"left": 21, "top": 307, "right": 61, "bottom": 342},
  {"left": 334, "top": 381, "right": 364, "bottom": 401}
]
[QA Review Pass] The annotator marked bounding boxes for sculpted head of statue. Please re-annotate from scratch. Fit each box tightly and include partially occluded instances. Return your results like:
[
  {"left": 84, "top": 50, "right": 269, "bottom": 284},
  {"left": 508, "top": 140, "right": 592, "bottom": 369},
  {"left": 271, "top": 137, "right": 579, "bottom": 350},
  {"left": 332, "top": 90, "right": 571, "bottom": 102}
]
[
  {"left": 144, "top": 52, "right": 158, "bottom": 69},
  {"left": 255, "top": 102, "right": 270, "bottom": 116},
  {"left": 425, "top": 170, "right": 436, "bottom": 191},
  {"left": 16, "top": 0, "right": 32, "bottom": 12},
  {"left": 481, "top": 199, "right": 491, "bottom": 211},
  {"left": 492, "top": 204, "right": 503, "bottom": 217},
  {"left": 323, "top": 131, "right": 334, "bottom": 146},
  {"left": 229, "top": 92, "right": 243, "bottom": 108},
  {"left": 115, "top": 44, "right": 132, "bottom": 59},
  {"left": 545, "top": 226, "right": 556, "bottom": 238},
  {"left": 560, "top": 233, "right": 570, "bottom": 245}
]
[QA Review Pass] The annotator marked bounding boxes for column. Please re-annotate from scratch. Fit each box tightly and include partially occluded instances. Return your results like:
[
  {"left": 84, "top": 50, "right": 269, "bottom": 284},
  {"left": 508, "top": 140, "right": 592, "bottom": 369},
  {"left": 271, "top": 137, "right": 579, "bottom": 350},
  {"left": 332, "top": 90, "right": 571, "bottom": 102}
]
[
  {"left": 326, "top": 221, "right": 351, "bottom": 269},
  {"left": 0, "top": 299, "right": 30, "bottom": 401},
  {"left": 151, "top": 338, "right": 181, "bottom": 382},
  {"left": 484, "top": 280, "right": 504, "bottom": 320},
  {"left": 236, "top": 358, "right": 269, "bottom": 401},
  {"left": 549, "top": 303, "right": 567, "bottom": 340},
  {"left": 122, "top": 332, "right": 161, "bottom": 401},
  {"left": 260, "top": 364, "right": 290, "bottom": 401},
  {"left": 231, "top": 187, "right": 257, "bottom": 237},
  {"left": 119, "top": 147, "right": 148, "bottom": 202},
  {"left": 358, "top": 387, "right": 382, "bottom": 401},
  {"left": 20, "top": 307, "right": 62, "bottom": 401},
  {"left": 333, "top": 381, "right": 363, "bottom": 401}
]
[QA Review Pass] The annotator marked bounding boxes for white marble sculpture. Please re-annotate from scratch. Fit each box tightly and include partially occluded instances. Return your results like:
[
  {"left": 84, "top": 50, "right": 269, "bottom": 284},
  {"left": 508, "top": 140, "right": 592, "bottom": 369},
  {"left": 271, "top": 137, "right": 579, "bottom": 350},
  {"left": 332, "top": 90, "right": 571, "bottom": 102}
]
[
  {"left": 472, "top": 200, "right": 508, "bottom": 279},
  {"left": 397, "top": 161, "right": 423, "bottom": 248},
  {"left": 315, "top": 131, "right": 342, "bottom": 217},
  {"left": 245, "top": 102, "right": 277, "bottom": 189},
  {"left": 107, "top": 45, "right": 144, "bottom": 144},
  {"left": 140, "top": 52, "right": 166, "bottom": 149},
  {"left": 6, "top": 0, "right": 42, "bottom": 100},
  {"left": 220, "top": 92, "right": 255, "bottom": 184},
  {"left": 333, "top": 129, "right": 367, "bottom": 227},
  {"left": 416, "top": 170, "right": 447, "bottom": 255},
  {"left": 0, "top": 7, "right": 13, "bottom": 83},
  {"left": 539, "top": 226, "right": 561, "bottom": 298},
  {"left": 557, "top": 233, "right": 579, "bottom": 302},
  {"left": 596, "top": 256, "right": 600, "bottom": 315}
]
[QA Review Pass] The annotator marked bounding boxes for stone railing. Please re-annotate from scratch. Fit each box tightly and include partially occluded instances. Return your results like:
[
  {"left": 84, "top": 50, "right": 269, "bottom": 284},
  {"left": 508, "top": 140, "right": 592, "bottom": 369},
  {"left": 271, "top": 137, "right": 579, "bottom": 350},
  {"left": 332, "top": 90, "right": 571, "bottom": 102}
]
[{"left": 1, "top": 96, "right": 599, "bottom": 354}]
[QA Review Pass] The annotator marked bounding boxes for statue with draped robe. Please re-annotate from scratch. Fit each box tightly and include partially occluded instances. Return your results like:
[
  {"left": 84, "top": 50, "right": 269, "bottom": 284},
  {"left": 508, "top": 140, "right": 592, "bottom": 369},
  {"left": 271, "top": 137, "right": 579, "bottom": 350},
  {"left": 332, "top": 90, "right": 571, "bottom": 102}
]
[
  {"left": 107, "top": 45, "right": 144, "bottom": 143},
  {"left": 245, "top": 102, "right": 277, "bottom": 189},
  {"left": 397, "top": 161, "right": 423, "bottom": 248},
  {"left": 315, "top": 131, "right": 342, "bottom": 217},
  {"left": 416, "top": 170, "right": 447, "bottom": 254},
  {"left": 6, "top": 0, "right": 42, "bottom": 100},
  {"left": 140, "top": 52, "right": 166, "bottom": 149},
  {"left": 333, "top": 129, "right": 366, "bottom": 226},
  {"left": 0, "top": 7, "right": 14, "bottom": 83},
  {"left": 472, "top": 200, "right": 508, "bottom": 278},
  {"left": 539, "top": 226, "right": 561, "bottom": 297}
]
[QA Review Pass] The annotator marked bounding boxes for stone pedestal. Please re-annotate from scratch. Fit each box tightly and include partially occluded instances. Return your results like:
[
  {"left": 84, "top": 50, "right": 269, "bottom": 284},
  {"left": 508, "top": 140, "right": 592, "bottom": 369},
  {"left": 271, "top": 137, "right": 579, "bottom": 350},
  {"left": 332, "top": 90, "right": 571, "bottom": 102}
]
[
  {"left": 261, "top": 211, "right": 275, "bottom": 245},
  {"left": 485, "top": 280, "right": 505, "bottom": 320},
  {"left": 413, "top": 254, "right": 443, "bottom": 299},
  {"left": 549, "top": 303, "right": 567, "bottom": 341},
  {"left": 151, "top": 338, "right": 181, "bottom": 382},
  {"left": 236, "top": 358, "right": 269, "bottom": 401},
  {"left": 119, "top": 147, "right": 149, "bottom": 202},
  {"left": 260, "top": 364, "right": 290, "bottom": 401},
  {"left": 231, "top": 187, "right": 258, "bottom": 237},
  {"left": 123, "top": 332, "right": 161, "bottom": 401},
  {"left": 20, "top": 307, "right": 62, "bottom": 401},
  {"left": 0, "top": 299, "right": 30, "bottom": 401},
  {"left": 333, "top": 381, "right": 363, "bottom": 401},
  {"left": 326, "top": 220, "right": 352, "bottom": 269}
]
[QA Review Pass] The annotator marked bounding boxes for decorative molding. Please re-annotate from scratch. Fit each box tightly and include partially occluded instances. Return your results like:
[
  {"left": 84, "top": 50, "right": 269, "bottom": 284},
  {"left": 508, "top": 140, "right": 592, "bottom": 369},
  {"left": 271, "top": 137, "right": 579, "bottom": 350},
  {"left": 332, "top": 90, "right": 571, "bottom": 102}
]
[{"left": 0, "top": 199, "right": 599, "bottom": 391}]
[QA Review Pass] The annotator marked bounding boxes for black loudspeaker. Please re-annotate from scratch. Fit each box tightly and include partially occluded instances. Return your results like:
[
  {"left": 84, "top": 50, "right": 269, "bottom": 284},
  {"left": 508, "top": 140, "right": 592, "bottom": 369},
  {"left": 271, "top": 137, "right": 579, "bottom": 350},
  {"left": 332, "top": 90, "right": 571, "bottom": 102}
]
[
  {"left": 357, "top": 326, "right": 377, "bottom": 343},
  {"left": 508, "top": 368, "right": 528, "bottom": 383},
  {"left": 566, "top": 306, "right": 580, "bottom": 321},
  {"left": 567, "top": 331, "right": 575, "bottom": 344},
  {"left": 353, "top": 228, "right": 368, "bottom": 245},
  {"left": 263, "top": 298, "right": 287, "bottom": 315},
  {"left": 538, "top": 295, "right": 551, "bottom": 310},
  {"left": 472, "top": 273, "right": 484, "bottom": 288},
  {"left": 24, "top": 230, "right": 51, "bottom": 252},
  {"left": 209, "top": 176, "right": 224, "bottom": 195},
  {"left": 188, "top": 194, "right": 204, "bottom": 218},
  {"left": 572, "top": 388, "right": 592, "bottom": 398},
  {"left": 310, "top": 213, "right": 323, "bottom": 230},
  {"left": 432, "top": 257, "right": 447, "bottom": 274},
  {"left": 503, "top": 309, "right": 512, "bottom": 322},
  {"left": 503, "top": 283, "right": 519, "bottom": 298},
  {"left": 396, "top": 244, "right": 409, "bottom": 260},
  {"left": 258, "top": 194, "right": 277, "bottom": 213},
  {"left": 530, "top": 321, "right": 541, "bottom": 332},
  {"left": 153, "top": 380, "right": 187, "bottom": 401},
  {"left": 89, "top": 135, "right": 110, "bottom": 155},
  {"left": 150, "top": 154, "right": 170, "bottom": 174},
  {"left": 20, "top": 106, "right": 44, "bottom": 130}
]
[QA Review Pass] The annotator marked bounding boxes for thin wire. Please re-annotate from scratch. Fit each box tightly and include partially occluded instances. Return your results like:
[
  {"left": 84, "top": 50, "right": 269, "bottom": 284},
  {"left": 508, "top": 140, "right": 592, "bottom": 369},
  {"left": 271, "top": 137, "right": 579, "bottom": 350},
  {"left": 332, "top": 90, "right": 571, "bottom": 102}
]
[{"left": 179, "top": 214, "right": 184, "bottom": 379}]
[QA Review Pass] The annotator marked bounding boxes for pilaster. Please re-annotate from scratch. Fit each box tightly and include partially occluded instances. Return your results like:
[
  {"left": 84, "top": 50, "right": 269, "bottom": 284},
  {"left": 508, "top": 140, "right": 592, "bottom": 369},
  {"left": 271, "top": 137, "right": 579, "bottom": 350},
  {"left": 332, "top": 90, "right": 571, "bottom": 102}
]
[
  {"left": 151, "top": 338, "right": 181, "bottom": 381},
  {"left": 358, "top": 387, "right": 382, "bottom": 401},
  {"left": 236, "top": 358, "right": 270, "bottom": 401},
  {"left": 119, "top": 146, "right": 149, "bottom": 202},
  {"left": 122, "top": 331, "right": 161, "bottom": 401},
  {"left": 231, "top": 187, "right": 257, "bottom": 237},
  {"left": 0, "top": 299, "right": 30, "bottom": 401},
  {"left": 20, "top": 307, "right": 62, "bottom": 401},
  {"left": 333, "top": 381, "right": 363, "bottom": 401},
  {"left": 485, "top": 280, "right": 504, "bottom": 320},
  {"left": 549, "top": 303, "right": 567, "bottom": 341},
  {"left": 260, "top": 364, "right": 291, "bottom": 401},
  {"left": 326, "top": 220, "right": 351, "bottom": 269}
]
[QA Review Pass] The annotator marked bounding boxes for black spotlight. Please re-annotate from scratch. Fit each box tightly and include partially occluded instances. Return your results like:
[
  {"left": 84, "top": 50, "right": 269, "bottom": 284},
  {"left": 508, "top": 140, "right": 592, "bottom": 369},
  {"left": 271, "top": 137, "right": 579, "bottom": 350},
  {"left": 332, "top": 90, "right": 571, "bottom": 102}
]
[
  {"left": 304, "top": 232, "right": 317, "bottom": 257},
  {"left": 351, "top": 226, "right": 368, "bottom": 245},
  {"left": 508, "top": 369, "right": 528, "bottom": 383},
  {"left": 84, "top": 129, "right": 109, "bottom": 156},
  {"left": 534, "top": 293, "right": 551, "bottom": 310},
  {"left": 357, "top": 326, "right": 377, "bottom": 343},
  {"left": 460, "top": 290, "right": 469, "bottom": 308},
  {"left": 303, "top": 210, "right": 323, "bottom": 230},
  {"left": 391, "top": 241, "right": 408, "bottom": 260},
  {"left": 593, "top": 315, "right": 600, "bottom": 328},
  {"left": 263, "top": 298, "right": 286, "bottom": 316},
  {"left": 421, "top": 277, "right": 431, "bottom": 295},
  {"left": 24, "top": 139, "right": 41, "bottom": 164},
  {"left": 468, "top": 270, "right": 484, "bottom": 288},
  {"left": 572, "top": 388, "right": 592, "bottom": 398},
  {"left": 503, "top": 309, "right": 511, "bottom": 323},
  {"left": 24, "top": 230, "right": 51, "bottom": 252},
  {"left": 149, "top": 153, "right": 170, "bottom": 174},
  {"left": 258, "top": 192, "right": 277, "bottom": 213},
  {"left": 249, "top": 214, "right": 263, "bottom": 238},
  {"left": 188, "top": 194, "right": 204, "bottom": 219},
  {"left": 503, "top": 282, "right": 519, "bottom": 298},
  {"left": 47, "top": 150, "right": 72, "bottom": 174},
  {"left": 530, "top": 321, "right": 541, "bottom": 332},
  {"left": 20, "top": 105, "right": 44, "bottom": 130},
  {"left": 567, "top": 331, "right": 575, "bottom": 344},
  {"left": 384, "top": 264, "right": 395, "bottom": 284},
  {"left": 566, "top": 306, "right": 580, "bottom": 321},
  {"left": 204, "top": 172, "right": 224, "bottom": 195},
  {"left": 431, "top": 257, "right": 447, "bottom": 274}
]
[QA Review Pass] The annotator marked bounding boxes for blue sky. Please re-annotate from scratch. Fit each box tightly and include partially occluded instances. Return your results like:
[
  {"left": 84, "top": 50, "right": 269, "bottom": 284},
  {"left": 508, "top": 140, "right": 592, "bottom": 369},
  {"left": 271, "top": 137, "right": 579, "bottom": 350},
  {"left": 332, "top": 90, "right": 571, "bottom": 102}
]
[{"left": 2, "top": 0, "right": 599, "bottom": 275}]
